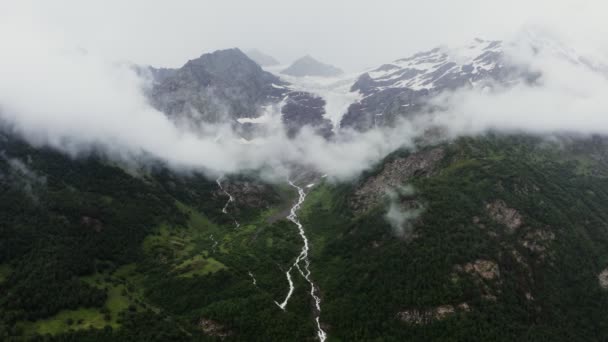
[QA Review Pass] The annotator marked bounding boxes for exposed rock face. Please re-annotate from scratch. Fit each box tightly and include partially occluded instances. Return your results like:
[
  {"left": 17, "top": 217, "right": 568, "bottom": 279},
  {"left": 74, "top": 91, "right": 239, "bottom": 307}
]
[
  {"left": 350, "top": 147, "right": 445, "bottom": 214},
  {"left": 520, "top": 229, "right": 555, "bottom": 253},
  {"left": 486, "top": 200, "right": 523, "bottom": 233},
  {"left": 461, "top": 259, "right": 500, "bottom": 281},
  {"left": 198, "top": 318, "right": 231, "bottom": 338},
  {"left": 150, "top": 48, "right": 284, "bottom": 123},
  {"left": 281, "top": 55, "right": 343, "bottom": 77},
  {"left": 341, "top": 39, "right": 524, "bottom": 131},
  {"left": 246, "top": 49, "right": 280, "bottom": 67},
  {"left": 599, "top": 268, "right": 608, "bottom": 289},
  {"left": 147, "top": 48, "right": 333, "bottom": 137},
  {"left": 397, "top": 303, "right": 470, "bottom": 325},
  {"left": 453, "top": 260, "right": 501, "bottom": 301},
  {"left": 511, "top": 249, "right": 528, "bottom": 269},
  {"left": 281, "top": 91, "right": 333, "bottom": 138},
  {"left": 219, "top": 180, "right": 280, "bottom": 210}
]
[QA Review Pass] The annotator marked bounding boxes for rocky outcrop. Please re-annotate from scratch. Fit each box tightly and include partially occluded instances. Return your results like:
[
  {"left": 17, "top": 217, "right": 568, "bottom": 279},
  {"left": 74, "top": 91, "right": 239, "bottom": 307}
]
[
  {"left": 397, "top": 303, "right": 470, "bottom": 325},
  {"left": 198, "top": 318, "right": 231, "bottom": 338},
  {"left": 599, "top": 268, "right": 608, "bottom": 289},
  {"left": 485, "top": 200, "right": 523, "bottom": 233},
  {"left": 520, "top": 229, "right": 555, "bottom": 254},
  {"left": 150, "top": 48, "right": 285, "bottom": 123},
  {"left": 281, "top": 91, "right": 333, "bottom": 138},
  {"left": 350, "top": 147, "right": 445, "bottom": 214},
  {"left": 460, "top": 259, "right": 500, "bottom": 280},
  {"left": 218, "top": 179, "right": 280, "bottom": 211}
]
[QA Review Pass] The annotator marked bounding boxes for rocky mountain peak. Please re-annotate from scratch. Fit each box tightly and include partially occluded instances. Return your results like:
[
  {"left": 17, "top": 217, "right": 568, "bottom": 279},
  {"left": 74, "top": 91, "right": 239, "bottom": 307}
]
[
  {"left": 147, "top": 48, "right": 332, "bottom": 138},
  {"left": 340, "top": 38, "right": 528, "bottom": 131},
  {"left": 281, "top": 55, "right": 343, "bottom": 77},
  {"left": 246, "top": 49, "right": 280, "bottom": 67},
  {"left": 182, "top": 48, "right": 276, "bottom": 85}
]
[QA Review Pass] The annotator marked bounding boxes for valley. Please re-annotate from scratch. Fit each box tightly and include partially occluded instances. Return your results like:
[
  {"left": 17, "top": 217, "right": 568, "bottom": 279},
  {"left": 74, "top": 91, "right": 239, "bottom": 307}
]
[
  {"left": 1, "top": 6, "right": 608, "bottom": 340},
  {"left": 4, "top": 134, "right": 608, "bottom": 341}
]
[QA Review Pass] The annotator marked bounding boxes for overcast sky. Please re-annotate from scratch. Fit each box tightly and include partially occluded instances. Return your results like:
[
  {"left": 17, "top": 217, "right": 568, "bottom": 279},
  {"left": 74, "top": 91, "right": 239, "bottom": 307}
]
[
  {"left": 1, "top": 0, "right": 608, "bottom": 180},
  {"left": 5, "top": 0, "right": 604, "bottom": 71}
]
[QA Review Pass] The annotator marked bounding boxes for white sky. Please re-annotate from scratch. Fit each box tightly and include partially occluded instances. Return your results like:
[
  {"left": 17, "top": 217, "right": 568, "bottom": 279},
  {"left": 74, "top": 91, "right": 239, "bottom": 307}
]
[
  {"left": 5, "top": 0, "right": 605, "bottom": 71},
  {"left": 1, "top": 0, "right": 608, "bottom": 179}
]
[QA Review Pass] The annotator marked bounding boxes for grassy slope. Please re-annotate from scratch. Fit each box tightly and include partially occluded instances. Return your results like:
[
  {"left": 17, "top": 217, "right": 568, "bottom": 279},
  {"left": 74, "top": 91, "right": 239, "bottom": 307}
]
[{"left": 21, "top": 267, "right": 148, "bottom": 335}]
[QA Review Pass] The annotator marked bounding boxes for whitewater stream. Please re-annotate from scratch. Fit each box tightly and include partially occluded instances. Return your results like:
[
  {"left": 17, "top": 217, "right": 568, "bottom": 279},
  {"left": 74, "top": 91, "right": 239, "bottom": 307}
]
[
  {"left": 216, "top": 176, "right": 240, "bottom": 228},
  {"left": 248, "top": 271, "right": 257, "bottom": 286},
  {"left": 209, "top": 234, "right": 218, "bottom": 253},
  {"left": 275, "top": 181, "right": 327, "bottom": 342}
]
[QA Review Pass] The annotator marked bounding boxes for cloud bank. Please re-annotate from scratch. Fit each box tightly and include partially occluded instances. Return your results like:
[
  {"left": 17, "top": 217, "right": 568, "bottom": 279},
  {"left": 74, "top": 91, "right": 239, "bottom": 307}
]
[
  {"left": 429, "top": 32, "right": 608, "bottom": 139},
  {"left": 0, "top": 12, "right": 418, "bottom": 181},
  {"left": 2, "top": 4, "right": 608, "bottom": 184}
]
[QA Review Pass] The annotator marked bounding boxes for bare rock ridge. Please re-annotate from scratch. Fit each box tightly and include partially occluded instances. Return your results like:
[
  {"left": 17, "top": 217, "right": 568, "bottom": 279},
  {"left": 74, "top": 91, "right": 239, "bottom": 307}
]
[
  {"left": 246, "top": 49, "right": 280, "bottom": 67},
  {"left": 140, "top": 34, "right": 608, "bottom": 140},
  {"left": 485, "top": 199, "right": 523, "bottom": 233},
  {"left": 350, "top": 147, "right": 445, "bottom": 214},
  {"left": 340, "top": 39, "right": 522, "bottom": 131},
  {"left": 398, "top": 303, "right": 470, "bottom": 325},
  {"left": 281, "top": 55, "right": 343, "bottom": 77},
  {"left": 341, "top": 33, "right": 608, "bottom": 132},
  {"left": 146, "top": 48, "right": 332, "bottom": 137}
]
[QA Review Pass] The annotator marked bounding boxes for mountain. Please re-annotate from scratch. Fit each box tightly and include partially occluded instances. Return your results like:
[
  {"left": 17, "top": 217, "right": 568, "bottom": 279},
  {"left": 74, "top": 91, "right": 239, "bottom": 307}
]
[
  {"left": 281, "top": 55, "right": 344, "bottom": 77},
  {"left": 340, "top": 33, "right": 608, "bottom": 132},
  {"left": 245, "top": 49, "right": 280, "bottom": 67},
  {"left": 5, "top": 129, "right": 608, "bottom": 341},
  {"left": 340, "top": 38, "right": 531, "bottom": 131},
  {"left": 149, "top": 48, "right": 286, "bottom": 123},
  {"left": 5, "top": 37, "right": 608, "bottom": 341},
  {"left": 147, "top": 48, "right": 332, "bottom": 137}
]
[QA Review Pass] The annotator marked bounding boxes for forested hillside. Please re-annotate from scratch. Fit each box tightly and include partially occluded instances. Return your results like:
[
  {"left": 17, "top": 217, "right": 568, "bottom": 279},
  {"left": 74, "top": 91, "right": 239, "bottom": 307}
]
[{"left": 4, "top": 134, "right": 608, "bottom": 341}]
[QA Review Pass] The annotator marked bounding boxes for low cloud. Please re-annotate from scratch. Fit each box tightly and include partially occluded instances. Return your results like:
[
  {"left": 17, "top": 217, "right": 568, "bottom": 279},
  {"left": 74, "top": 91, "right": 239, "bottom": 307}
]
[
  {"left": 0, "top": 153, "right": 47, "bottom": 202},
  {"left": 384, "top": 185, "right": 424, "bottom": 239},
  {"left": 0, "top": 13, "right": 418, "bottom": 182},
  {"left": 428, "top": 31, "right": 608, "bottom": 139},
  {"left": 2, "top": 7, "right": 608, "bottom": 185}
]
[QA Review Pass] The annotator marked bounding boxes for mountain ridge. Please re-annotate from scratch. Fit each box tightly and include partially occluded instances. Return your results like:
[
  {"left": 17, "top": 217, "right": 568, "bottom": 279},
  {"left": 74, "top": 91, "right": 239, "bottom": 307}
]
[{"left": 281, "top": 55, "right": 344, "bottom": 77}]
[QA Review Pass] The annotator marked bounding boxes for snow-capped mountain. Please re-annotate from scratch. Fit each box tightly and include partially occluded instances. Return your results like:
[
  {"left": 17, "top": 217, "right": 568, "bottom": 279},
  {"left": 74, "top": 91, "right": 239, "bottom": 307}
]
[
  {"left": 142, "top": 34, "right": 607, "bottom": 139},
  {"left": 340, "top": 38, "right": 529, "bottom": 131},
  {"left": 145, "top": 48, "right": 332, "bottom": 138},
  {"left": 340, "top": 33, "right": 608, "bottom": 131}
]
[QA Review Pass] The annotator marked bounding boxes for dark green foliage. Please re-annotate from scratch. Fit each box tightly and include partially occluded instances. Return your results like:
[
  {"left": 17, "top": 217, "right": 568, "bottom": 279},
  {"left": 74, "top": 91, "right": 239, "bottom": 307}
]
[
  {"left": 301, "top": 135, "right": 608, "bottom": 341},
  {"left": 0, "top": 136, "right": 186, "bottom": 331},
  {"left": 5, "top": 132, "right": 608, "bottom": 341}
]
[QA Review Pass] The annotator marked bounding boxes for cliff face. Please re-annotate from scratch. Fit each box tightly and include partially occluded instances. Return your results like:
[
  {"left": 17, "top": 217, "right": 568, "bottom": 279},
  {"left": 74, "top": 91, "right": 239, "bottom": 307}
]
[{"left": 147, "top": 48, "right": 332, "bottom": 138}]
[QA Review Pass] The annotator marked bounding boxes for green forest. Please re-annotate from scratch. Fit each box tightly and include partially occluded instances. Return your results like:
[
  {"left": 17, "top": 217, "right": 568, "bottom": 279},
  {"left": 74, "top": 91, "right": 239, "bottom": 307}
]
[{"left": 3, "top": 133, "right": 608, "bottom": 341}]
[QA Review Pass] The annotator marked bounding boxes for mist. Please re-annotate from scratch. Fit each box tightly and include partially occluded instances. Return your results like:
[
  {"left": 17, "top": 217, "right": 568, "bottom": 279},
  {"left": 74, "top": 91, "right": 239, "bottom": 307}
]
[
  {"left": 10, "top": 1, "right": 608, "bottom": 72},
  {"left": 0, "top": 12, "right": 416, "bottom": 181},
  {"left": 428, "top": 31, "right": 608, "bottom": 139},
  {"left": 3, "top": 2, "right": 608, "bottom": 183},
  {"left": 384, "top": 186, "right": 424, "bottom": 239}
]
